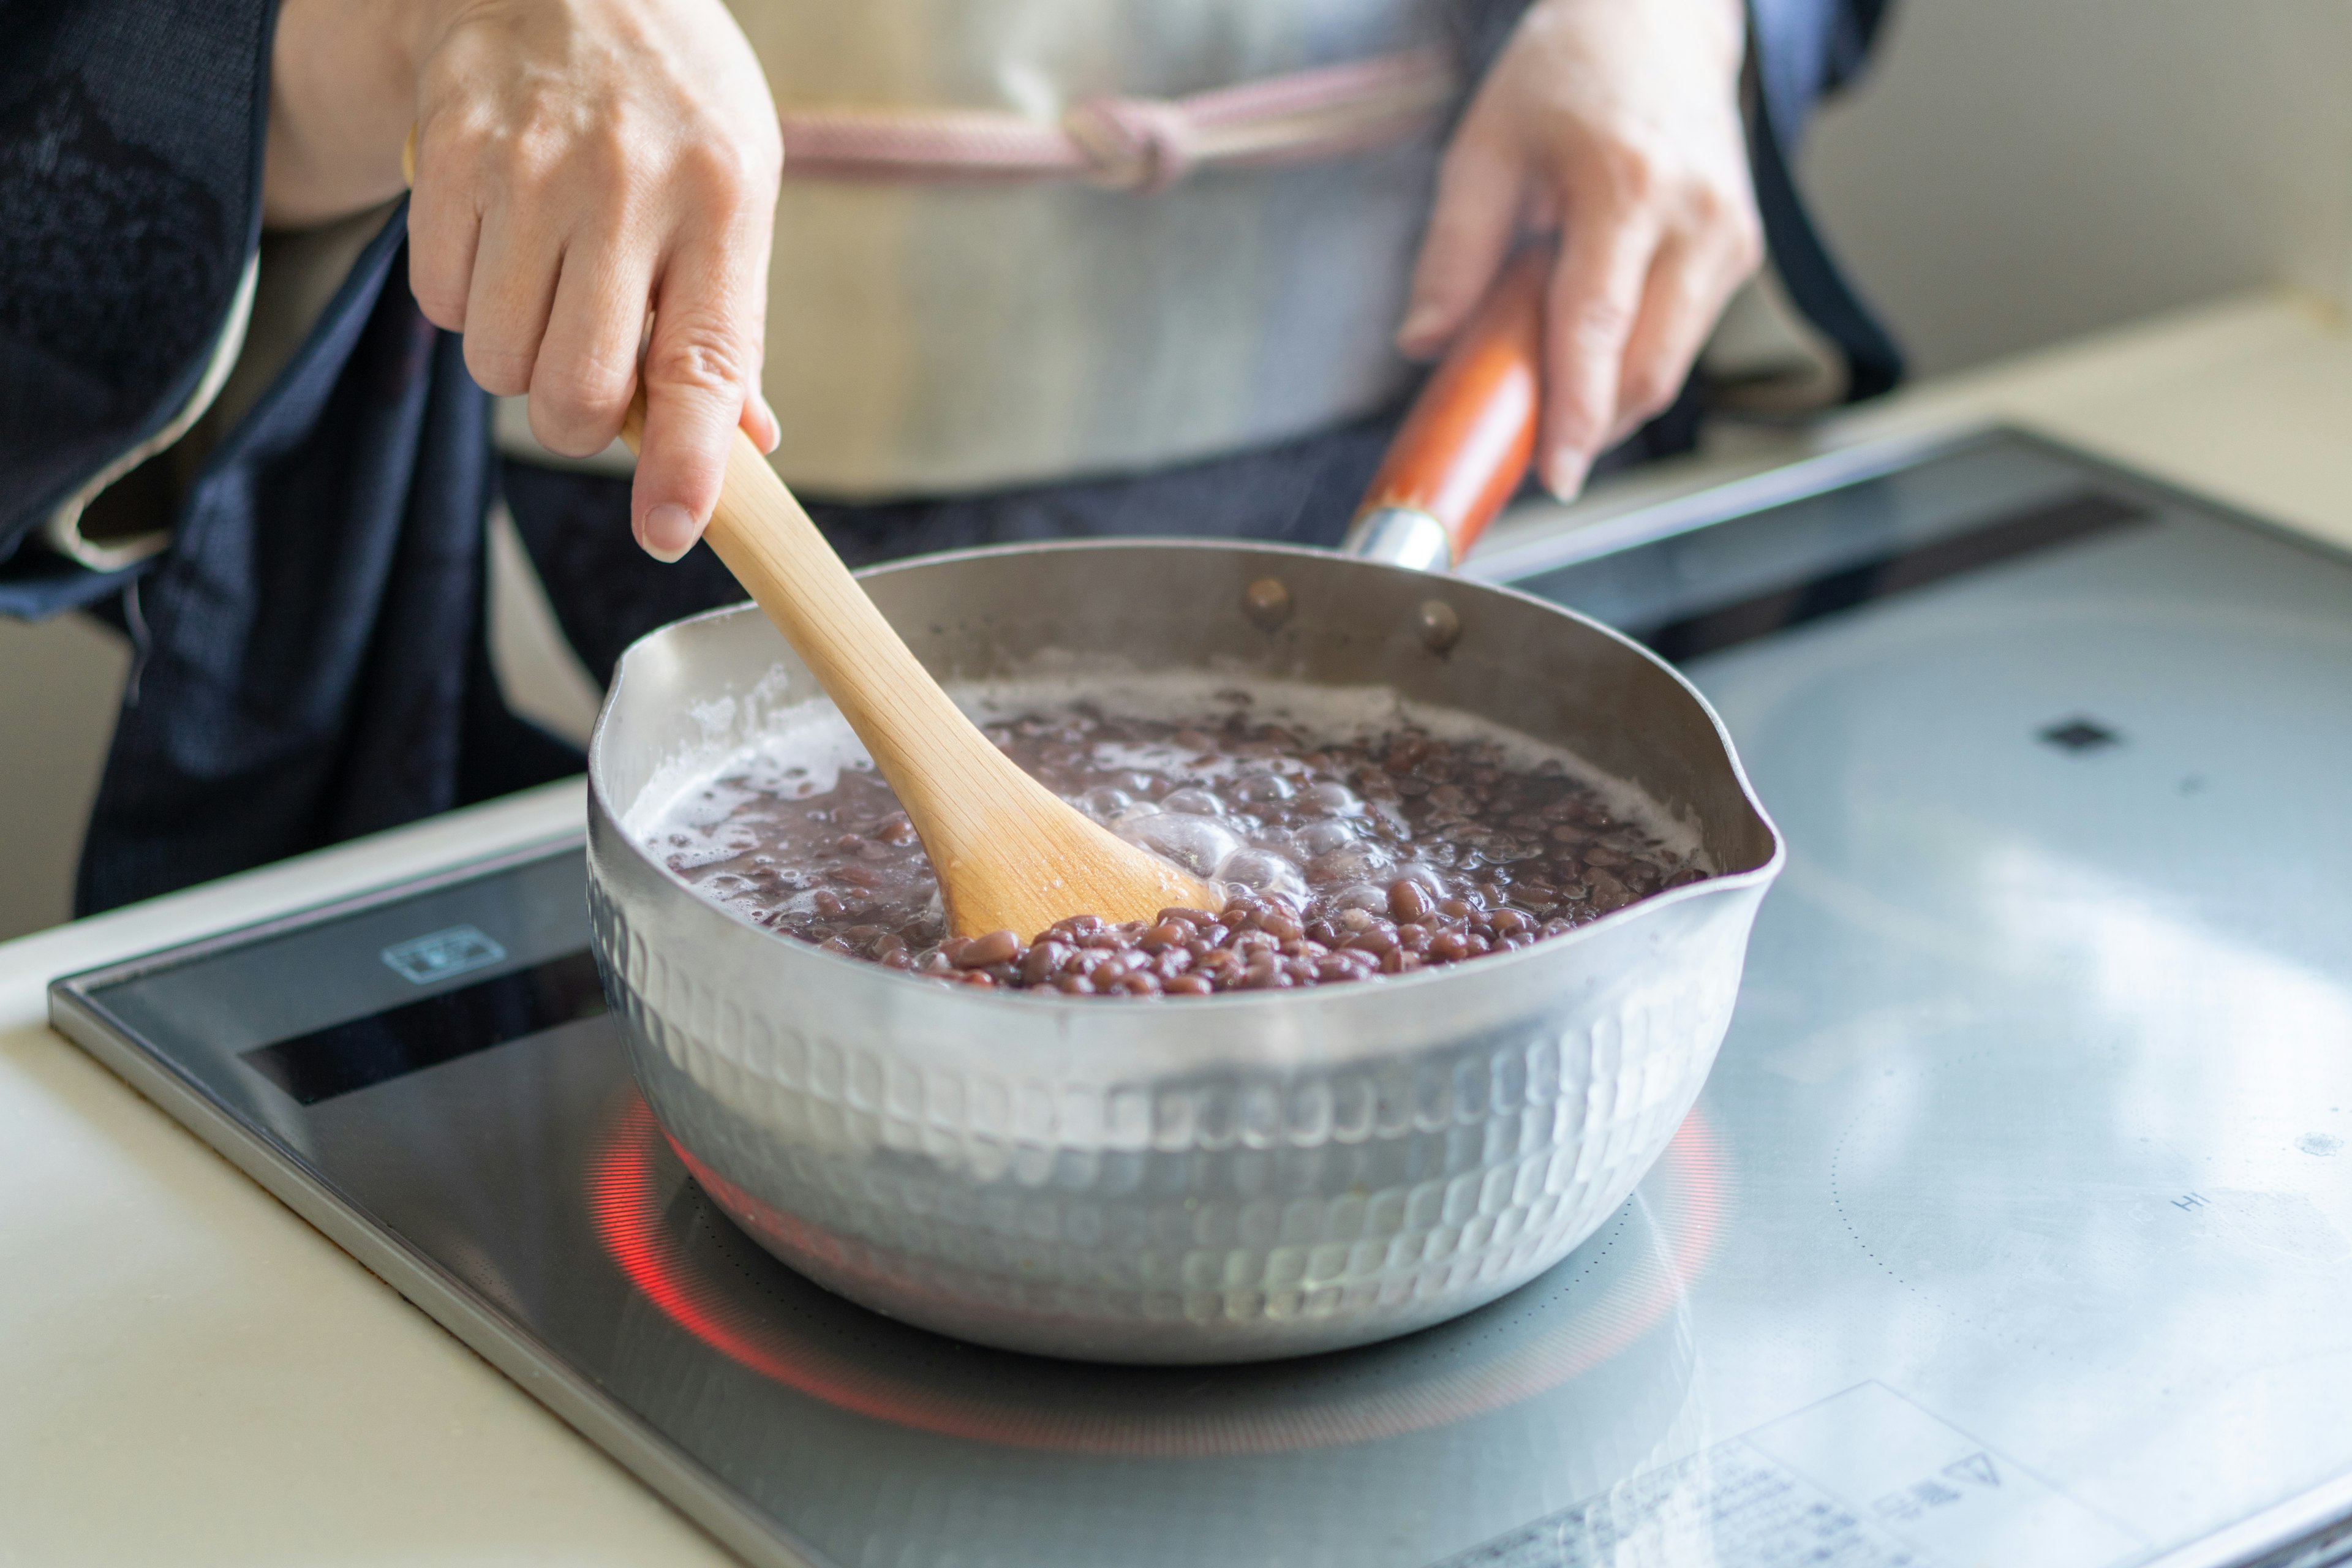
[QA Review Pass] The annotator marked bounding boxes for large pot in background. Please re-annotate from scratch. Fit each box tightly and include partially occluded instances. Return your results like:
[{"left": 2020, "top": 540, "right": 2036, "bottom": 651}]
[{"left": 584, "top": 536, "right": 1781, "bottom": 1363}]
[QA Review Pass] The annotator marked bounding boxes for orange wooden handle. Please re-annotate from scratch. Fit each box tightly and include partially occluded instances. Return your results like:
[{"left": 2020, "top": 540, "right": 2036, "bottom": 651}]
[{"left": 1354, "top": 247, "right": 1547, "bottom": 562}]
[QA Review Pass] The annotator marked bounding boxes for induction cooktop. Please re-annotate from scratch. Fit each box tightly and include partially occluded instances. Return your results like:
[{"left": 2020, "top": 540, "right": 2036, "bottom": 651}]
[{"left": 51, "top": 429, "right": 2352, "bottom": 1568}]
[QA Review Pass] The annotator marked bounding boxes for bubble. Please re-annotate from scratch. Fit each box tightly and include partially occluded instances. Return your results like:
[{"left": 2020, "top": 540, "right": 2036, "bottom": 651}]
[
  {"left": 1250, "top": 824, "right": 1304, "bottom": 858},
  {"left": 1121, "top": 813, "right": 1245, "bottom": 876},
  {"left": 1330, "top": 882, "right": 1390, "bottom": 913},
  {"left": 1295, "top": 818, "right": 1359, "bottom": 857},
  {"left": 1303, "top": 781, "right": 1361, "bottom": 815},
  {"left": 1392, "top": 859, "right": 1449, "bottom": 894},
  {"left": 1076, "top": 786, "right": 1133, "bottom": 822},
  {"left": 1161, "top": 787, "right": 1227, "bottom": 817},
  {"left": 1216, "top": 848, "right": 1309, "bottom": 906},
  {"left": 1231, "top": 772, "right": 1294, "bottom": 804},
  {"left": 1307, "top": 839, "right": 1395, "bottom": 884}
]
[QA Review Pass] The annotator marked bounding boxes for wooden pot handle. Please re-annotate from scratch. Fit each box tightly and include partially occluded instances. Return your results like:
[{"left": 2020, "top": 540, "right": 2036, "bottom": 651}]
[{"left": 1346, "top": 247, "right": 1547, "bottom": 570}]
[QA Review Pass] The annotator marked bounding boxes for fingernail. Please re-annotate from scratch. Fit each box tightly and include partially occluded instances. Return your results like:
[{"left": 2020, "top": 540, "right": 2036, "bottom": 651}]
[
  {"left": 639, "top": 503, "right": 699, "bottom": 564},
  {"left": 755, "top": 391, "right": 782, "bottom": 454},
  {"left": 1545, "top": 448, "right": 1591, "bottom": 502},
  {"left": 1395, "top": 303, "right": 1445, "bottom": 352}
]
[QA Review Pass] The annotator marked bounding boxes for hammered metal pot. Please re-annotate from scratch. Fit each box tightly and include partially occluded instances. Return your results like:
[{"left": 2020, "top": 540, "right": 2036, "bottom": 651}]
[{"left": 586, "top": 540, "right": 1781, "bottom": 1363}]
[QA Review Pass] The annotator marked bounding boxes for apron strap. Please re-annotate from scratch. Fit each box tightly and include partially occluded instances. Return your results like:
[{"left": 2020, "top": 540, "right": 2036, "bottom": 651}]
[{"left": 775, "top": 47, "right": 1458, "bottom": 194}]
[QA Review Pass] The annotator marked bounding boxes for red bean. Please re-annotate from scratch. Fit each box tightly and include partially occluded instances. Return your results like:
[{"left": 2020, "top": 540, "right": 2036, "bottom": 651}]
[
  {"left": 1385, "top": 880, "right": 1434, "bottom": 922},
  {"left": 681, "top": 709, "right": 1702, "bottom": 995},
  {"left": 1140, "top": 922, "right": 1191, "bottom": 952},
  {"left": 956, "top": 929, "right": 1022, "bottom": 968},
  {"left": 1194, "top": 950, "right": 1243, "bottom": 984}
]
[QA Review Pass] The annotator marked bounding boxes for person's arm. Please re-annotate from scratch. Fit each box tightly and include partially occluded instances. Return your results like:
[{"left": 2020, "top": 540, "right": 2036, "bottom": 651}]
[
  {"left": 1398, "top": 0, "right": 1762, "bottom": 499},
  {"left": 265, "top": 0, "right": 783, "bottom": 561}
]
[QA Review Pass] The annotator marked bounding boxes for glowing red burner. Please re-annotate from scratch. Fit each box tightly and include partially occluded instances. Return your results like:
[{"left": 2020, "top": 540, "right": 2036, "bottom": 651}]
[{"left": 587, "top": 1093, "right": 1732, "bottom": 1457}]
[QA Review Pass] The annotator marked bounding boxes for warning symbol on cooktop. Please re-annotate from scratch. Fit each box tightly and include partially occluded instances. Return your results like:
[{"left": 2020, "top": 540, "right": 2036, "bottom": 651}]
[
  {"left": 380, "top": 924, "right": 508, "bottom": 985},
  {"left": 1944, "top": 1453, "right": 1999, "bottom": 1489}
]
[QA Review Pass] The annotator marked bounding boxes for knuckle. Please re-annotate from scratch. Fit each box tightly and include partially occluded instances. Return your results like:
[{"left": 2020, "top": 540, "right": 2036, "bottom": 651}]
[
  {"left": 530, "top": 360, "right": 633, "bottom": 450},
  {"left": 1593, "top": 138, "right": 1661, "bottom": 205},
  {"left": 1725, "top": 209, "right": 1766, "bottom": 276},
  {"left": 646, "top": 322, "right": 751, "bottom": 396},
  {"left": 464, "top": 337, "right": 534, "bottom": 397},
  {"left": 410, "top": 280, "right": 467, "bottom": 331},
  {"left": 1567, "top": 298, "right": 1638, "bottom": 355},
  {"left": 1684, "top": 180, "right": 1731, "bottom": 228},
  {"left": 496, "top": 129, "right": 566, "bottom": 197},
  {"left": 676, "top": 138, "right": 764, "bottom": 209}
]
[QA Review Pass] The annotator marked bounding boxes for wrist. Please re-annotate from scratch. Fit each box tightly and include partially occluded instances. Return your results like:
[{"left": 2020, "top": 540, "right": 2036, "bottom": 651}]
[{"left": 265, "top": 0, "right": 432, "bottom": 226}]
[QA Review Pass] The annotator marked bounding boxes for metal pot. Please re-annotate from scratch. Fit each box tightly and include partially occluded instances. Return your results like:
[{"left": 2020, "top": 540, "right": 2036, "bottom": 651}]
[{"left": 582, "top": 255, "right": 1784, "bottom": 1363}]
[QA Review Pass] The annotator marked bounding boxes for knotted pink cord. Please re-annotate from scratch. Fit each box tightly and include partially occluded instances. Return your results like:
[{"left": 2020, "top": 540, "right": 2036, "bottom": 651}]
[{"left": 776, "top": 46, "right": 1457, "bottom": 192}]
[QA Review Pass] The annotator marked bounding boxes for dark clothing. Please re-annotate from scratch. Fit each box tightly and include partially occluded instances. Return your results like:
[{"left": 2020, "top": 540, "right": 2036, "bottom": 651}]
[
  {"left": 0, "top": 0, "right": 1898, "bottom": 913},
  {"left": 73, "top": 217, "right": 579, "bottom": 913},
  {"left": 505, "top": 378, "right": 1701, "bottom": 689}
]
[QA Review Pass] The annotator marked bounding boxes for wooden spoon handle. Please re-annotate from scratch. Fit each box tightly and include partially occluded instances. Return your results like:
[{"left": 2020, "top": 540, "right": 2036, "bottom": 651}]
[
  {"left": 620, "top": 404, "right": 995, "bottom": 812},
  {"left": 618, "top": 402, "right": 1215, "bottom": 938},
  {"left": 1346, "top": 247, "right": 1547, "bottom": 570}
]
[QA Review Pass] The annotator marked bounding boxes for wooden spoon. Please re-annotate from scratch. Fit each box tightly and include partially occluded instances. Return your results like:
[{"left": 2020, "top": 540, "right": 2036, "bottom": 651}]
[{"left": 619, "top": 404, "right": 1217, "bottom": 941}]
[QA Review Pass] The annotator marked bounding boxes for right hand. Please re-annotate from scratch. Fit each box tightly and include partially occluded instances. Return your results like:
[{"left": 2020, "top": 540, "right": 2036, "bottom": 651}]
[{"left": 270, "top": 0, "right": 784, "bottom": 562}]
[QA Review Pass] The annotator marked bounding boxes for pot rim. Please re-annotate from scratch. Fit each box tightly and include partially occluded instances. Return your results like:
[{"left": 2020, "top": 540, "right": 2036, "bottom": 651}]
[{"left": 586, "top": 537, "right": 1785, "bottom": 1016}]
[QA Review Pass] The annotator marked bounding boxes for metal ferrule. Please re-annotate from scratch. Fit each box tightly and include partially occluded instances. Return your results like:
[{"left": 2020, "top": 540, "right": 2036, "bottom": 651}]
[{"left": 1343, "top": 505, "right": 1454, "bottom": 571}]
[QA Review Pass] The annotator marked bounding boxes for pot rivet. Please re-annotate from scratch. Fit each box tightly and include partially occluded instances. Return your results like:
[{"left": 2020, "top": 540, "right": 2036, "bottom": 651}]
[
  {"left": 1417, "top": 598, "right": 1462, "bottom": 654},
  {"left": 1243, "top": 577, "right": 1293, "bottom": 630}
]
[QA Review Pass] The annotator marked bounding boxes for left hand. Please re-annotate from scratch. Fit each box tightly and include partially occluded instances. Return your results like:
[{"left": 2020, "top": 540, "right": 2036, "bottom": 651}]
[{"left": 1398, "top": 0, "right": 1762, "bottom": 499}]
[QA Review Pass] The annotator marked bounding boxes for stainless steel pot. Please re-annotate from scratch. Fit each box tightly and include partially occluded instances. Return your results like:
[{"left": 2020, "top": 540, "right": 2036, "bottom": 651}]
[{"left": 582, "top": 254, "right": 1783, "bottom": 1363}]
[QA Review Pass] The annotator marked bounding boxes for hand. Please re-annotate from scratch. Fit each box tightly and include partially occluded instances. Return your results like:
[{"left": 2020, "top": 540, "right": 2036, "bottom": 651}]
[
  {"left": 1397, "top": 0, "right": 1761, "bottom": 499},
  {"left": 266, "top": 0, "right": 783, "bottom": 562}
]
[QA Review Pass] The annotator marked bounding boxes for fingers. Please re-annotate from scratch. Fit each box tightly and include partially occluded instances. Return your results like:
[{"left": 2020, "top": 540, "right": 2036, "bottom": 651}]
[
  {"left": 1398, "top": 110, "right": 1527, "bottom": 359},
  {"left": 459, "top": 202, "right": 562, "bottom": 398},
  {"left": 1603, "top": 240, "right": 1713, "bottom": 449},
  {"left": 405, "top": 123, "right": 481, "bottom": 333},
  {"left": 1539, "top": 194, "right": 1659, "bottom": 499},
  {"left": 530, "top": 230, "right": 653, "bottom": 458},
  {"left": 742, "top": 388, "right": 782, "bottom": 454},
  {"left": 632, "top": 202, "right": 772, "bottom": 562}
]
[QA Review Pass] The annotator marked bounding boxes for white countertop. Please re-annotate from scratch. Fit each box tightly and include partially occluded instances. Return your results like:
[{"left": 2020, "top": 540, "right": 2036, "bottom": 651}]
[{"left": 4, "top": 289, "right": 2347, "bottom": 1565}]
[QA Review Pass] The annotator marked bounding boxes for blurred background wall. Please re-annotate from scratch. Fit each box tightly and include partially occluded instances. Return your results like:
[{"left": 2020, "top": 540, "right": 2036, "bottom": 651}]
[
  {"left": 2, "top": 0, "right": 2348, "bottom": 942},
  {"left": 1804, "top": 0, "right": 2352, "bottom": 374}
]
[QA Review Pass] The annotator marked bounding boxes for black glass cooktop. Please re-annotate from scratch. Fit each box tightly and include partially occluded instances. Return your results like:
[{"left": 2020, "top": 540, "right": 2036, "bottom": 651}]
[{"left": 53, "top": 430, "right": 2352, "bottom": 1568}]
